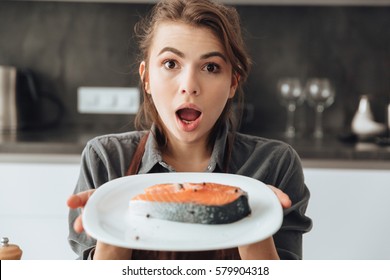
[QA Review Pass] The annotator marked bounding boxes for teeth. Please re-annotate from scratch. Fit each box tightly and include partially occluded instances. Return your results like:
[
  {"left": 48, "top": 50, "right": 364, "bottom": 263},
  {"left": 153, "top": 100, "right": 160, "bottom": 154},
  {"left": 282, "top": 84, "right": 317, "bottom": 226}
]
[{"left": 182, "top": 120, "right": 192, "bottom": 124}]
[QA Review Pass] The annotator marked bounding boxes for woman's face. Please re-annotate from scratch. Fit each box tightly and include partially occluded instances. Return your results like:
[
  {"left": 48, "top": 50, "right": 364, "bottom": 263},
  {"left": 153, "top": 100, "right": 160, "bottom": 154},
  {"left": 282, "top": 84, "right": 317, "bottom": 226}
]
[{"left": 140, "top": 21, "right": 238, "bottom": 146}]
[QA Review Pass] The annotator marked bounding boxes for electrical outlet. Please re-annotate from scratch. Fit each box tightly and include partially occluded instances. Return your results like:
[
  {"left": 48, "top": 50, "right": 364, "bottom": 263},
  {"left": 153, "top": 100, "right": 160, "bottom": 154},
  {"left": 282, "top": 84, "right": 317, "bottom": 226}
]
[{"left": 77, "top": 87, "right": 140, "bottom": 114}]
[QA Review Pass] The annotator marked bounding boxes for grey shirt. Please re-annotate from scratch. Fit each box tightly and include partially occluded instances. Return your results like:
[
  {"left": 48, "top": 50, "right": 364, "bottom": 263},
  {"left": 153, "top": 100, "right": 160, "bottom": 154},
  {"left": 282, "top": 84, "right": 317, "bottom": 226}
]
[{"left": 68, "top": 126, "right": 312, "bottom": 260}]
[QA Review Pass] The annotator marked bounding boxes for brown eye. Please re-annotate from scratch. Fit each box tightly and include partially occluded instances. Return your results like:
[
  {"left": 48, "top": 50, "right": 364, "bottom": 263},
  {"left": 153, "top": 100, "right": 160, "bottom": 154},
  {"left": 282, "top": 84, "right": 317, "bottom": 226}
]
[
  {"left": 204, "top": 63, "right": 220, "bottom": 73},
  {"left": 164, "top": 60, "right": 177, "bottom": 69}
]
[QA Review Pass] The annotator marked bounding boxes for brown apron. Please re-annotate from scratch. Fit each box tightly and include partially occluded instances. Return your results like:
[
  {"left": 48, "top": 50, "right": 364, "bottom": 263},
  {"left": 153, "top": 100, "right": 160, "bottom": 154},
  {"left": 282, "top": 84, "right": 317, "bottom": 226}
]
[{"left": 126, "top": 132, "right": 240, "bottom": 260}]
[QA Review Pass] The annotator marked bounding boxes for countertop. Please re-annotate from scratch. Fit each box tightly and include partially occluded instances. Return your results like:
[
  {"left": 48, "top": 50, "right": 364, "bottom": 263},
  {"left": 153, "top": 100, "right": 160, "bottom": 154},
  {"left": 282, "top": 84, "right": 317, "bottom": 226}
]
[{"left": 1, "top": 126, "right": 390, "bottom": 169}]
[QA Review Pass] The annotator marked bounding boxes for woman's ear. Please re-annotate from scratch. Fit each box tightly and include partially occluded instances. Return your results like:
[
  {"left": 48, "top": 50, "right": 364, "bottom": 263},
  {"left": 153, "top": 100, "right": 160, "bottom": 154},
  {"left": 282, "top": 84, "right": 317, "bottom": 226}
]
[
  {"left": 139, "top": 61, "right": 150, "bottom": 94},
  {"left": 229, "top": 73, "right": 240, "bottom": 98}
]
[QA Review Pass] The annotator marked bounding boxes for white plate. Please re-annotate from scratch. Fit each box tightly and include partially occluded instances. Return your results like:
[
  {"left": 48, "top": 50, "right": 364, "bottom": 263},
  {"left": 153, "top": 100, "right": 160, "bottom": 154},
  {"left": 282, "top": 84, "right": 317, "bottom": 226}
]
[{"left": 83, "top": 173, "right": 283, "bottom": 251}]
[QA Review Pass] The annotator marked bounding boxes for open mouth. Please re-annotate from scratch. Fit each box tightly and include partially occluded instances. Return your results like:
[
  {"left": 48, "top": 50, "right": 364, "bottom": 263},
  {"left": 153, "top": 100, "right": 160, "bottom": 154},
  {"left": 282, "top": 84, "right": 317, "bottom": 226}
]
[{"left": 176, "top": 108, "right": 202, "bottom": 124}]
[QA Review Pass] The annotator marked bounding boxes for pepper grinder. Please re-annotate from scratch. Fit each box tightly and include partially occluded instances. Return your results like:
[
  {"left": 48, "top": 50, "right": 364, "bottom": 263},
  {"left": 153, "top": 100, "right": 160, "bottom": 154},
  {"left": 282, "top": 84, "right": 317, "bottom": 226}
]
[{"left": 0, "top": 237, "right": 23, "bottom": 260}]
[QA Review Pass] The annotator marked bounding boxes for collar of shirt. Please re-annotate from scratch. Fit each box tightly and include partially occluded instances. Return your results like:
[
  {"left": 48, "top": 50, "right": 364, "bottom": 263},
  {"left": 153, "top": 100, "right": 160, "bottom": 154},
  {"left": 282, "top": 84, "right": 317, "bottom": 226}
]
[{"left": 137, "top": 124, "right": 229, "bottom": 174}]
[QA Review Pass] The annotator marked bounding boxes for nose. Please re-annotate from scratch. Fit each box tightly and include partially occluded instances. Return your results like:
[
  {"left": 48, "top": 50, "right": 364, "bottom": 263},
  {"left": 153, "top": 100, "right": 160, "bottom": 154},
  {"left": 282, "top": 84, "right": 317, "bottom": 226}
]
[{"left": 180, "top": 68, "right": 200, "bottom": 96}]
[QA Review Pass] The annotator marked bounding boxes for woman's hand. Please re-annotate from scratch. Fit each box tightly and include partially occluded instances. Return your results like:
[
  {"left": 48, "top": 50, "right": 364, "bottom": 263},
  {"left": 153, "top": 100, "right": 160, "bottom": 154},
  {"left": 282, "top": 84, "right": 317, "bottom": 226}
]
[
  {"left": 67, "top": 190, "right": 132, "bottom": 259},
  {"left": 67, "top": 190, "right": 96, "bottom": 233},
  {"left": 268, "top": 185, "right": 292, "bottom": 209},
  {"left": 239, "top": 185, "right": 291, "bottom": 260}
]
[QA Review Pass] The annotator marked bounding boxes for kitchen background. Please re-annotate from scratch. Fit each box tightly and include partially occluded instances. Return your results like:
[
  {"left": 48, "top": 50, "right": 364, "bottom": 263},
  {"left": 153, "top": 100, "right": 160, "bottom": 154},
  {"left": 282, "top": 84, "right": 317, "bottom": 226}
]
[
  {"left": 1, "top": 0, "right": 390, "bottom": 260},
  {"left": 1, "top": 0, "right": 389, "bottom": 136}
]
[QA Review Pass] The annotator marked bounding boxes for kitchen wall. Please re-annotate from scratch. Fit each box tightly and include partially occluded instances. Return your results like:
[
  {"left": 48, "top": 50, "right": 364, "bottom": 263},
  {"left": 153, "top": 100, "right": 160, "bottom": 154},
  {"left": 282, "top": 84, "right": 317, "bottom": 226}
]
[{"left": 0, "top": 1, "right": 389, "bottom": 135}]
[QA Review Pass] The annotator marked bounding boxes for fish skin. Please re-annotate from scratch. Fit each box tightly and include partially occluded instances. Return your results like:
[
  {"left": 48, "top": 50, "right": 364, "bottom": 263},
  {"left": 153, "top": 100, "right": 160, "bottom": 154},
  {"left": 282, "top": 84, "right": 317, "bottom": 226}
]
[{"left": 129, "top": 182, "right": 251, "bottom": 224}]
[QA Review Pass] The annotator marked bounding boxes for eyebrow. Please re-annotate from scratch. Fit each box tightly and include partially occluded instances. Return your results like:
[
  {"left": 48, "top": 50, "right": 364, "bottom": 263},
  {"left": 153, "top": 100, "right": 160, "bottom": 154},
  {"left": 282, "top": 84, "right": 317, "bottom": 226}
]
[
  {"left": 158, "top": 47, "right": 227, "bottom": 62},
  {"left": 158, "top": 47, "right": 184, "bottom": 58},
  {"left": 201, "top": 51, "right": 227, "bottom": 62}
]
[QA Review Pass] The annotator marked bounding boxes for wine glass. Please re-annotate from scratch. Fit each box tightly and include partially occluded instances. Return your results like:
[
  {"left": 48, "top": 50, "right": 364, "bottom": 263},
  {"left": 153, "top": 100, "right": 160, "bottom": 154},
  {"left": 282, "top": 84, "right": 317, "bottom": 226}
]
[
  {"left": 305, "top": 78, "right": 335, "bottom": 138},
  {"left": 277, "top": 78, "right": 305, "bottom": 138}
]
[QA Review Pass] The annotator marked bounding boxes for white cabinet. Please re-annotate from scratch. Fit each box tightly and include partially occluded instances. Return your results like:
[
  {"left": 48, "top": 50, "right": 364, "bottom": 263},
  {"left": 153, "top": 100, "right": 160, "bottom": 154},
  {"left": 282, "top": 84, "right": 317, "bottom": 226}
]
[
  {"left": 0, "top": 162, "right": 80, "bottom": 260},
  {"left": 303, "top": 167, "right": 390, "bottom": 260}
]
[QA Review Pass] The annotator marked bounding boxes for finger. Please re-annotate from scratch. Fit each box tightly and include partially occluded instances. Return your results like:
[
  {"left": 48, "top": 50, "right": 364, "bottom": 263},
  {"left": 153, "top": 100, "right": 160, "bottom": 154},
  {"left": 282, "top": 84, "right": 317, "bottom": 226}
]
[
  {"left": 67, "top": 189, "right": 95, "bottom": 209},
  {"left": 268, "top": 185, "right": 292, "bottom": 209},
  {"left": 73, "top": 214, "right": 84, "bottom": 234}
]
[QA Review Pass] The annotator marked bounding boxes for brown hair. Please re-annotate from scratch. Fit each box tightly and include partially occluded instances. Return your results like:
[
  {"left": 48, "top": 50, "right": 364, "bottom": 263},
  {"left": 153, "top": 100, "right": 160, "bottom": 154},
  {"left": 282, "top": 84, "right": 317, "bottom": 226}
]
[{"left": 134, "top": 0, "right": 251, "bottom": 146}]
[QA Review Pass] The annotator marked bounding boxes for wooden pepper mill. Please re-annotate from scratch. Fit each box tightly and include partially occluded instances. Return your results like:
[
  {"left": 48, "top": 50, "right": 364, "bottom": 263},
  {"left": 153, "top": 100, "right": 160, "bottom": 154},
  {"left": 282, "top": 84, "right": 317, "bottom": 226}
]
[{"left": 0, "top": 237, "right": 23, "bottom": 260}]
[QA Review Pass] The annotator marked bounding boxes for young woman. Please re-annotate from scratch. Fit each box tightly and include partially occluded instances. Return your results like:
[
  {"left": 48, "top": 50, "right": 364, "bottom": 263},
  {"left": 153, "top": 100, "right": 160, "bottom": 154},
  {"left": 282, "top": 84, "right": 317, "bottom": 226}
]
[{"left": 67, "top": 0, "right": 312, "bottom": 260}]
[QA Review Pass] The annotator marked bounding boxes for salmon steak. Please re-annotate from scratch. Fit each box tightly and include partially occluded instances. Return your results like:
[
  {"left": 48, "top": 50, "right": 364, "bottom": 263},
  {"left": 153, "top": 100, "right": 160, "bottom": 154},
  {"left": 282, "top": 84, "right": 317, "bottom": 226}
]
[{"left": 129, "top": 182, "right": 251, "bottom": 224}]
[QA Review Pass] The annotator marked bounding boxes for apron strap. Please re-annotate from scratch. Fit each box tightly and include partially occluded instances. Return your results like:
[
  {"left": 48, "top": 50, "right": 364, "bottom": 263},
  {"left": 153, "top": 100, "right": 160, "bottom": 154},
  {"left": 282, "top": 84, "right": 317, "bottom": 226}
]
[{"left": 126, "top": 132, "right": 150, "bottom": 176}]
